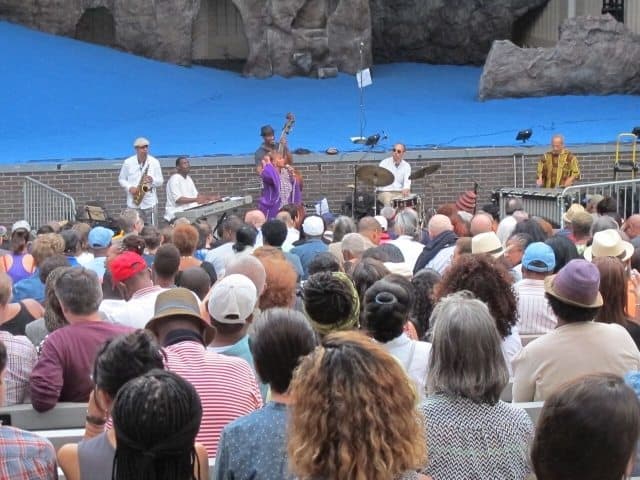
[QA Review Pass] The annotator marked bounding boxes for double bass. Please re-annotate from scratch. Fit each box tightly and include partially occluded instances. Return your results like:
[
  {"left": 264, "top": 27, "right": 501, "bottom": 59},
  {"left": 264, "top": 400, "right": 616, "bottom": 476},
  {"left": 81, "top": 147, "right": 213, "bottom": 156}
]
[{"left": 278, "top": 112, "right": 303, "bottom": 191}]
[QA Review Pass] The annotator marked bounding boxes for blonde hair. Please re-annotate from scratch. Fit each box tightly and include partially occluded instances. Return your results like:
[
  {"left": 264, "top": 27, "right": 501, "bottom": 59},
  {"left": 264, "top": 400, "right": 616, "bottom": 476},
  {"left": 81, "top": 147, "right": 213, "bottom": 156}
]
[
  {"left": 287, "top": 331, "right": 426, "bottom": 480},
  {"left": 31, "top": 233, "right": 65, "bottom": 266},
  {"left": 0, "top": 273, "right": 12, "bottom": 305}
]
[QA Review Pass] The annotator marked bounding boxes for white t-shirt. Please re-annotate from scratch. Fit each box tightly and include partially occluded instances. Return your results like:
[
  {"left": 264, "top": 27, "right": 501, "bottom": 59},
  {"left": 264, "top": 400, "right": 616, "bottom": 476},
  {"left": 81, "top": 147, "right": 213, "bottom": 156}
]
[
  {"left": 118, "top": 154, "right": 164, "bottom": 209},
  {"left": 378, "top": 157, "right": 411, "bottom": 192},
  {"left": 165, "top": 173, "right": 199, "bottom": 221},
  {"left": 383, "top": 333, "right": 431, "bottom": 400}
]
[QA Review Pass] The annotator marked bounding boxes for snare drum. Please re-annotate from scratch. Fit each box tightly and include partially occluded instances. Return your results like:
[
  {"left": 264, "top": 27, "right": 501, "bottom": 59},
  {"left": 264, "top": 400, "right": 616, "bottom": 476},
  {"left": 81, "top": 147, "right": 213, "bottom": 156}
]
[{"left": 392, "top": 194, "right": 419, "bottom": 210}]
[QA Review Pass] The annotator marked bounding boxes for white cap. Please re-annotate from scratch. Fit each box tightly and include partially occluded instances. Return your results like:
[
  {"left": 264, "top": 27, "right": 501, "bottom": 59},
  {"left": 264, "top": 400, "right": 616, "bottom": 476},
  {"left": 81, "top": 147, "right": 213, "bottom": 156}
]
[
  {"left": 133, "top": 137, "right": 150, "bottom": 148},
  {"left": 11, "top": 220, "right": 31, "bottom": 233},
  {"left": 207, "top": 274, "right": 257, "bottom": 324},
  {"left": 302, "top": 216, "right": 324, "bottom": 237},
  {"left": 374, "top": 215, "right": 388, "bottom": 232}
]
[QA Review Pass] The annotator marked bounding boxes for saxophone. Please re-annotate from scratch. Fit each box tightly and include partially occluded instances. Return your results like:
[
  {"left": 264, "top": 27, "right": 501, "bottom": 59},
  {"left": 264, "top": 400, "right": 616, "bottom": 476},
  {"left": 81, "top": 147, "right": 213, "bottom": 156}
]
[{"left": 133, "top": 164, "right": 151, "bottom": 206}]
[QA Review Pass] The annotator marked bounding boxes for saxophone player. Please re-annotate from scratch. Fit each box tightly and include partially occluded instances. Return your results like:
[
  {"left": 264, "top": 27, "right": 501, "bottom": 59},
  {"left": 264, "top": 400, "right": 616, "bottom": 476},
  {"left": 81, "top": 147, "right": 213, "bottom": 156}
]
[{"left": 118, "top": 137, "right": 164, "bottom": 225}]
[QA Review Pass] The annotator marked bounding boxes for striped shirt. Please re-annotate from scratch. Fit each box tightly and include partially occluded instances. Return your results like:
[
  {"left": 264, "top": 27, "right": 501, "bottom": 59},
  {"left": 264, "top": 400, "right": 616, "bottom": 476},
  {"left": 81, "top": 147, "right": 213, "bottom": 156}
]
[
  {"left": 515, "top": 278, "right": 557, "bottom": 334},
  {"left": 0, "top": 332, "right": 36, "bottom": 406},
  {"left": 164, "top": 340, "right": 262, "bottom": 456},
  {"left": 0, "top": 426, "right": 57, "bottom": 479}
]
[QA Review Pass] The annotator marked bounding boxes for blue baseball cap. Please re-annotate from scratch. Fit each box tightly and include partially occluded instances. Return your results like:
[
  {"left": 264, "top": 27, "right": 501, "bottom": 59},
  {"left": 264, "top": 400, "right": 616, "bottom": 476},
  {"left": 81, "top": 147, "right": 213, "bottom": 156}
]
[
  {"left": 88, "top": 226, "right": 114, "bottom": 248},
  {"left": 522, "top": 242, "right": 556, "bottom": 273}
]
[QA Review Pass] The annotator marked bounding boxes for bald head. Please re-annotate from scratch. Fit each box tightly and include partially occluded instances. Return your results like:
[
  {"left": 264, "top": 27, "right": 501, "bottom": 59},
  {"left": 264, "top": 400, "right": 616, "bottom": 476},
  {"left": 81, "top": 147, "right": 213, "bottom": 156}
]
[
  {"left": 358, "top": 216, "right": 382, "bottom": 245},
  {"left": 623, "top": 214, "right": 640, "bottom": 240},
  {"left": 276, "top": 210, "right": 293, "bottom": 228},
  {"left": 244, "top": 210, "right": 266, "bottom": 229},
  {"left": 470, "top": 212, "right": 494, "bottom": 236},
  {"left": 427, "top": 214, "right": 453, "bottom": 238},
  {"left": 226, "top": 255, "right": 267, "bottom": 295}
]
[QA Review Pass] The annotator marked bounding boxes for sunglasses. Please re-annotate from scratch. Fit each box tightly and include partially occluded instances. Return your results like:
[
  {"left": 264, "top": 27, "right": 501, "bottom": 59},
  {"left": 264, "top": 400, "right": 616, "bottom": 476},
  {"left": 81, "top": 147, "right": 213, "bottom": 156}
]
[{"left": 393, "top": 149, "right": 404, "bottom": 153}]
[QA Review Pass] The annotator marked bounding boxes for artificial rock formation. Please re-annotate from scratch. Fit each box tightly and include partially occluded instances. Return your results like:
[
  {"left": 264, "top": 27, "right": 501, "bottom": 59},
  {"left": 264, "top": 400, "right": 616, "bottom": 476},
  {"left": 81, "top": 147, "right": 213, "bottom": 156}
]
[
  {"left": 369, "top": 0, "right": 549, "bottom": 65},
  {"left": 479, "top": 15, "right": 640, "bottom": 99},
  {"left": 0, "top": 0, "right": 199, "bottom": 65},
  {"left": 234, "top": 0, "right": 371, "bottom": 77},
  {"left": 0, "top": 0, "right": 370, "bottom": 77}
]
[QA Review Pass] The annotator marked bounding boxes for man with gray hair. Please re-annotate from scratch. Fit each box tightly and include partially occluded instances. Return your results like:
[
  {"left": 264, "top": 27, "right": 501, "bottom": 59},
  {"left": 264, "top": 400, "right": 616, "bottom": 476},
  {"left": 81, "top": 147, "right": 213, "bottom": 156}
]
[
  {"left": 29, "top": 268, "right": 132, "bottom": 412},
  {"left": 116, "top": 208, "right": 144, "bottom": 238},
  {"left": 497, "top": 197, "right": 527, "bottom": 245},
  {"left": 413, "top": 214, "right": 457, "bottom": 275},
  {"left": 388, "top": 210, "right": 424, "bottom": 271}
]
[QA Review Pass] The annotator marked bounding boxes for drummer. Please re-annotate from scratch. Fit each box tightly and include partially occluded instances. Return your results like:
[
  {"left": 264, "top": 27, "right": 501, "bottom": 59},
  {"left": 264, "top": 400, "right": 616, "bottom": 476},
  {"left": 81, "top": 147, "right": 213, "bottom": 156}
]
[{"left": 377, "top": 143, "right": 412, "bottom": 207}]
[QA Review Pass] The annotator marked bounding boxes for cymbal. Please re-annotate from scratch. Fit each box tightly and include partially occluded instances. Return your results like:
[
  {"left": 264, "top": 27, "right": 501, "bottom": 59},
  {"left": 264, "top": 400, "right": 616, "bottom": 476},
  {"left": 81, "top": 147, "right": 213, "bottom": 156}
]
[
  {"left": 356, "top": 165, "right": 394, "bottom": 187},
  {"left": 409, "top": 163, "right": 441, "bottom": 180}
]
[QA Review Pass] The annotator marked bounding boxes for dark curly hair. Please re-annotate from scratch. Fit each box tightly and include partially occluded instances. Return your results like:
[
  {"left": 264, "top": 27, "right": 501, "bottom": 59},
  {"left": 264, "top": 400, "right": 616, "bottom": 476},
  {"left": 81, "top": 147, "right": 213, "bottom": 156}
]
[
  {"left": 411, "top": 268, "right": 441, "bottom": 338},
  {"left": 436, "top": 254, "right": 517, "bottom": 338}
]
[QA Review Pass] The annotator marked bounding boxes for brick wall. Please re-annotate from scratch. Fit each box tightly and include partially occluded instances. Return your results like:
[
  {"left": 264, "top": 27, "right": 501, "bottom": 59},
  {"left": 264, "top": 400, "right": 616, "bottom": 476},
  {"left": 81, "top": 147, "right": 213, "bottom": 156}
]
[{"left": 0, "top": 146, "right": 625, "bottom": 226}]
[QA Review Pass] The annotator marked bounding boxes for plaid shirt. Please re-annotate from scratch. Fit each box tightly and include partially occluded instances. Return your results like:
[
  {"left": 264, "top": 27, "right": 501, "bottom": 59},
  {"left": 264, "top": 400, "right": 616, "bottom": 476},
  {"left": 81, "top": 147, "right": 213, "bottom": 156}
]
[
  {"left": 0, "top": 331, "right": 37, "bottom": 406},
  {"left": 0, "top": 426, "right": 57, "bottom": 479}
]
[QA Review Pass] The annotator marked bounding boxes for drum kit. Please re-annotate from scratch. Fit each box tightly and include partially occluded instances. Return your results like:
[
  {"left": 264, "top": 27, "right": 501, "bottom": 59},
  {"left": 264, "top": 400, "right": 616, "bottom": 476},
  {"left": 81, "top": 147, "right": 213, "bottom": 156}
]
[{"left": 349, "top": 162, "right": 441, "bottom": 222}]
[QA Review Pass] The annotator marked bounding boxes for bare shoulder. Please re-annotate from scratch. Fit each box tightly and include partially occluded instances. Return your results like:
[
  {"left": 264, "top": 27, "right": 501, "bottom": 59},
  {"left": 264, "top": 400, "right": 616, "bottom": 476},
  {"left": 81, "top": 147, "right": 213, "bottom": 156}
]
[{"left": 57, "top": 443, "right": 80, "bottom": 480}]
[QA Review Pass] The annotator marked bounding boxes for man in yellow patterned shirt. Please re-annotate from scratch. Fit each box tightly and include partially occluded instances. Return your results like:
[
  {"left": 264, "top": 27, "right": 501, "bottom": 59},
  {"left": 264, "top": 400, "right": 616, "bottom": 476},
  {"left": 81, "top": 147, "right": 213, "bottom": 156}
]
[{"left": 536, "top": 134, "right": 580, "bottom": 188}]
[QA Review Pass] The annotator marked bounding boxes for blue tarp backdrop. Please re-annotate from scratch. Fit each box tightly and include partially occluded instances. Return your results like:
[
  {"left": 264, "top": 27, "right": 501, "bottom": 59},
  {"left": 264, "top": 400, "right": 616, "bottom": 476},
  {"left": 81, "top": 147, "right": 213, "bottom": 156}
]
[{"left": 2, "top": 21, "right": 639, "bottom": 163}]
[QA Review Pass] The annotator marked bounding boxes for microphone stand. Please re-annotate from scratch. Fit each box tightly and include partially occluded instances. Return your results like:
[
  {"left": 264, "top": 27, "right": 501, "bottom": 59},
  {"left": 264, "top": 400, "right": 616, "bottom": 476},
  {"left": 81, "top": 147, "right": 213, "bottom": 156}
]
[{"left": 351, "top": 41, "right": 367, "bottom": 144}]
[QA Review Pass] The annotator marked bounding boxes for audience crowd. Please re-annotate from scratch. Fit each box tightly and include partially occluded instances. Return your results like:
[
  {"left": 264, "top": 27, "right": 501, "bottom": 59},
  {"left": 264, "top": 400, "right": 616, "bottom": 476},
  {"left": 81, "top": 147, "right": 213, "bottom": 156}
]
[{"left": 1, "top": 197, "right": 640, "bottom": 479}]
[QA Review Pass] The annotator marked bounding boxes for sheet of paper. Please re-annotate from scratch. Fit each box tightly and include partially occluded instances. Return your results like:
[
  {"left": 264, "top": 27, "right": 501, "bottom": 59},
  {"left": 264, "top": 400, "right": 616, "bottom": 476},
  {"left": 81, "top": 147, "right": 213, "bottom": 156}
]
[{"left": 356, "top": 68, "right": 372, "bottom": 88}]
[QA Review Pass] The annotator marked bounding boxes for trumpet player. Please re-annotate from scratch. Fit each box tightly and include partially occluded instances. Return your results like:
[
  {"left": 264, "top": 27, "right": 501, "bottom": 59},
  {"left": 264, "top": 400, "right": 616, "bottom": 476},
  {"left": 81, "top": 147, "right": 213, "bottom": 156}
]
[{"left": 118, "top": 137, "right": 163, "bottom": 225}]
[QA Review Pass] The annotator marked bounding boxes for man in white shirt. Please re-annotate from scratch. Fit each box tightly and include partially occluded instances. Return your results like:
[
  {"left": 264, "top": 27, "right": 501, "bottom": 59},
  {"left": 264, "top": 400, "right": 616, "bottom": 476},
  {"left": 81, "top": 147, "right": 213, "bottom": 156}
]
[
  {"left": 377, "top": 143, "right": 411, "bottom": 206},
  {"left": 100, "top": 250, "right": 164, "bottom": 327},
  {"left": 205, "top": 215, "right": 244, "bottom": 277},
  {"left": 388, "top": 210, "right": 424, "bottom": 271},
  {"left": 118, "top": 137, "right": 164, "bottom": 226},
  {"left": 165, "top": 156, "right": 218, "bottom": 222}
]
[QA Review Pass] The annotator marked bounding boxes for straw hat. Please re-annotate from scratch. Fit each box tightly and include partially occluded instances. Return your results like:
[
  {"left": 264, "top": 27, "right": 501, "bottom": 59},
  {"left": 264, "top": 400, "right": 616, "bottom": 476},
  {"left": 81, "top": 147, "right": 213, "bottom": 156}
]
[
  {"left": 471, "top": 232, "right": 504, "bottom": 257},
  {"left": 583, "top": 229, "right": 633, "bottom": 262},
  {"left": 563, "top": 203, "right": 586, "bottom": 223}
]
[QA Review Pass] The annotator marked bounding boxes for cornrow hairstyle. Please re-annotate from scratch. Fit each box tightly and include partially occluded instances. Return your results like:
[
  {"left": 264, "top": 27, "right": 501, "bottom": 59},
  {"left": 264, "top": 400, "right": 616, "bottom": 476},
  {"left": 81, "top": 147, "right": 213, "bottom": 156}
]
[
  {"left": 111, "top": 369, "right": 202, "bottom": 480},
  {"left": 93, "top": 331, "right": 165, "bottom": 398},
  {"left": 364, "top": 278, "right": 412, "bottom": 342}
]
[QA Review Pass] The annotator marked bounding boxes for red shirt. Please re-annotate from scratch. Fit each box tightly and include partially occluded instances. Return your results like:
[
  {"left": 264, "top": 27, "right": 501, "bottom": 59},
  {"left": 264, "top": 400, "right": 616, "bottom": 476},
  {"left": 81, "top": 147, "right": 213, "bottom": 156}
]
[{"left": 164, "top": 340, "right": 262, "bottom": 456}]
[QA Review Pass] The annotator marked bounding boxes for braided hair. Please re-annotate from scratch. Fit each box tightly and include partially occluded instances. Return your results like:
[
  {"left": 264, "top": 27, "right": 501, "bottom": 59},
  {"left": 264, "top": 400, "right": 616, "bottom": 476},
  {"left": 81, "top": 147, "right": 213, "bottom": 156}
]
[{"left": 111, "top": 369, "right": 202, "bottom": 480}]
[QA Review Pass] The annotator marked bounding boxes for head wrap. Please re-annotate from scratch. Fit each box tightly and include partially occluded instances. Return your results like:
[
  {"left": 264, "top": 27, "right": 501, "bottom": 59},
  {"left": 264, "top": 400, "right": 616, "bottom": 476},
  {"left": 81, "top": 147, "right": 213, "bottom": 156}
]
[{"left": 305, "top": 271, "right": 360, "bottom": 335}]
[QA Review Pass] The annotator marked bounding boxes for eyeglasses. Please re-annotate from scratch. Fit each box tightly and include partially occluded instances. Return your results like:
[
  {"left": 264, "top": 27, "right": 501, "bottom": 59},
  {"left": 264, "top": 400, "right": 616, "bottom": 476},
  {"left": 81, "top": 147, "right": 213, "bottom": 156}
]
[
  {"left": 393, "top": 149, "right": 404, "bottom": 154},
  {"left": 136, "top": 145, "right": 149, "bottom": 149}
]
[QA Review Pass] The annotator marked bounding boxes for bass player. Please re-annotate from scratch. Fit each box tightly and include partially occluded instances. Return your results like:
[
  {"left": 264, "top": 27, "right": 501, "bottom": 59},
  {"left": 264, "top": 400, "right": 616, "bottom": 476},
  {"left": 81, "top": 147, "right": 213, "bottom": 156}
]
[{"left": 118, "top": 137, "right": 164, "bottom": 226}]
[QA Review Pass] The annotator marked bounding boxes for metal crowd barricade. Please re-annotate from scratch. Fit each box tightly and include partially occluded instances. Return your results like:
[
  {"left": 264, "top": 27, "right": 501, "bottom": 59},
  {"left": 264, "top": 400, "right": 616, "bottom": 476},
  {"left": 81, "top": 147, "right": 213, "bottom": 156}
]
[
  {"left": 561, "top": 178, "right": 640, "bottom": 228},
  {"left": 23, "top": 176, "right": 76, "bottom": 229},
  {"left": 495, "top": 178, "right": 640, "bottom": 229}
]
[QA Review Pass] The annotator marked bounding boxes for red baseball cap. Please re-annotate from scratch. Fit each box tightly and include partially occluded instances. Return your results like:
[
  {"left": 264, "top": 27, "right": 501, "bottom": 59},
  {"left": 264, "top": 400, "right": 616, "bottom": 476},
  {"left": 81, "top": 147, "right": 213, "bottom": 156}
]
[{"left": 109, "top": 251, "right": 148, "bottom": 283}]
